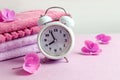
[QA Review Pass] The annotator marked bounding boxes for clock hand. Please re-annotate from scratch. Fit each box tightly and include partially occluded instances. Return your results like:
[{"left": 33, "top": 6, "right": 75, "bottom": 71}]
[
  {"left": 50, "top": 31, "right": 56, "bottom": 40},
  {"left": 49, "top": 40, "right": 55, "bottom": 45}
]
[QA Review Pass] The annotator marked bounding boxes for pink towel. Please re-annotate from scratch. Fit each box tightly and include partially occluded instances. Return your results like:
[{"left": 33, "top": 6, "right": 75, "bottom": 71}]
[
  {"left": 0, "top": 34, "right": 38, "bottom": 52},
  {"left": 0, "top": 44, "right": 39, "bottom": 61},
  {"left": 0, "top": 10, "right": 66, "bottom": 34},
  {"left": 0, "top": 26, "right": 41, "bottom": 43}
]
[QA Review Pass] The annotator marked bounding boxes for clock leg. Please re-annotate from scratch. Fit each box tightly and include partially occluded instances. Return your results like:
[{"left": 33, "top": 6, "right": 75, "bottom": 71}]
[
  {"left": 12, "top": 66, "right": 22, "bottom": 70},
  {"left": 41, "top": 57, "right": 69, "bottom": 63},
  {"left": 64, "top": 57, "right": 69, "bottom": 63}
]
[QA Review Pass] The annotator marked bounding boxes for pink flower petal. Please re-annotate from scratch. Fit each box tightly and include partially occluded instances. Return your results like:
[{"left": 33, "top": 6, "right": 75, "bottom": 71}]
[
  {"left": 90, "top": 43, "right": 99, "bottom": 53},
  {"left": 0, "top": 12, "right": 3, "bottom": 22},
  {"left": 85, "top": 40, "right": 99, "bottom": 52},
  {"left": 96, "top": 34, "right": 111, "bottom": 44},
  {"left": 1, "top": 9, "right": 9, "bottom": 19},
  {"left": 8, "top": 10, "right": 15, "bottom": 19},
  {"left": 24, "top": 53, "right": 40, "bottom": 63},
  {"left": 102, "top": 36, "right": 111, "bottom": 42},
  {"left": 96, "top": 34, "right": 105, "bottom": 40},
  {"left": 23, "top": 53, "right": 40, "bottom": 73},
  {"left": 81, "top": 47, "right": 90, "bottom": 53},
  {"left": 81, "top": 40, "right": 101, "bottom": 55},
  {"left": 0, "top": 9, "right": 16, "bottom": 22},
  {"left": 85, "top": 40, "right": 94, "bottom": 49}
]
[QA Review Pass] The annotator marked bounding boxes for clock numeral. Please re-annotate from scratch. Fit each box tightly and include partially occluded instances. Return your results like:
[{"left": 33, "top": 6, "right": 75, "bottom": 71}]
[
  {"left": 65, "top": 39, "right": 67, "bottom": 42},
  {"left": 54, "top": 49, "right": 57, "bottom": 52},
  {"left": 45, "top": 44, "right": 48, "bottom": 47},
  {"left": 63, "top": 34, "right": 66, "bottom": 37},
  {"left": 59, "top": 48, "right": 62, "bottom": 51},
  {"left": 64, "top": 44, "right": 66, "bottom": 47},
  {"left": 54, "top": 29, "right": 58, "bottom": 32},
  {"left": 59, "top": 30, "right": 62, "bottom": 33},
  {"left": 49, "top": 47, "right": 51, "bottom": 50},
  {"left": 45, "top": 34, "right": 49, "bottom": 37},
  {"left": 44, "top": 39, "right": 47, "bottom": 42},
  {"left": 49, "top": 30, "right": 51, "bottom": 33}
]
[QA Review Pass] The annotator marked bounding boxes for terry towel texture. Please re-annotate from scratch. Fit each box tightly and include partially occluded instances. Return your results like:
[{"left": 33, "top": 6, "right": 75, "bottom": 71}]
[
  {"left": 0, "top": 26, "right": 41, "bottom": 43},
  {"left": 0, "top": 44, "right": 39, "bottom": 61},
  {"left": 0, "top": 10, "right": 66, "bottom": 34},
  {"left": 0, "top": 34, "right": 38, "bottom": 52}
]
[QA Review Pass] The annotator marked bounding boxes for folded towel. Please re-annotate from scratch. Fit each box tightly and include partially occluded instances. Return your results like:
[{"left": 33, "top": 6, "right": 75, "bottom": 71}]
[
  {"left": 0, "top": 10, "right": 66, "bottom": 34},
  {"left": 0, "top": 44, "right": 39, "bottom": 61},
  {"left": 0, "top": 10, "right": 66, "bottom": 61},
  {"left": 0, "top": 26, "right": 41, "bottom": 43},
  {"left": 0, "top": 34, "right": 38, "bottom": 52}
]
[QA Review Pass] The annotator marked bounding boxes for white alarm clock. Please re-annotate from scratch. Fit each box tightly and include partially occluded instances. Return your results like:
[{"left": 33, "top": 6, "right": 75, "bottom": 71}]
[{"left": 37, "top": 7, "right": 75, "bottom": 60}]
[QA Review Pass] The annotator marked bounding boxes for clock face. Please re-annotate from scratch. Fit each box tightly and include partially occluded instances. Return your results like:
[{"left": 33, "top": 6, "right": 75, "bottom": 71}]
[{"left": 39, "top": 25, "right": 72, "bottom": 57}]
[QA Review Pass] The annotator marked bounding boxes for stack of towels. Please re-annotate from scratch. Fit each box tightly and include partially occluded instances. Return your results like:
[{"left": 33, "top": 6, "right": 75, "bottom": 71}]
[{"left": 0, "top": 10, "right": 66, "bottom": 61}]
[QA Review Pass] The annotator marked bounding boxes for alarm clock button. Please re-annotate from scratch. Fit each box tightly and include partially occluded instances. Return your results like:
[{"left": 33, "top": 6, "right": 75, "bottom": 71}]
[
  {"left": 38, "top": 15, "right": 52, "bottom": 26},
  {"left": 60, "top": 16, "right": 75, "bottom": 27}
]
